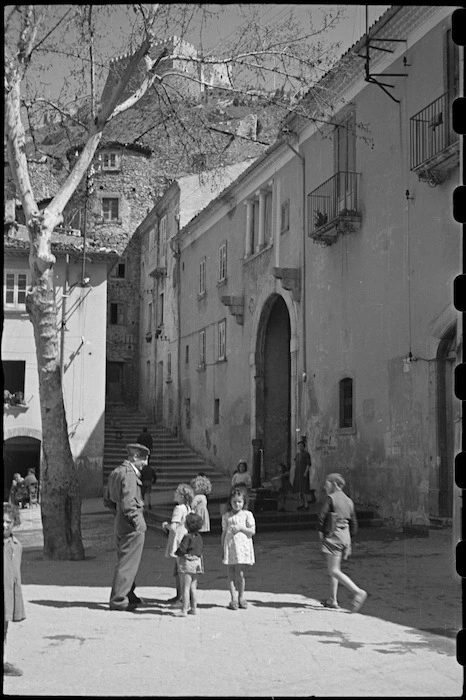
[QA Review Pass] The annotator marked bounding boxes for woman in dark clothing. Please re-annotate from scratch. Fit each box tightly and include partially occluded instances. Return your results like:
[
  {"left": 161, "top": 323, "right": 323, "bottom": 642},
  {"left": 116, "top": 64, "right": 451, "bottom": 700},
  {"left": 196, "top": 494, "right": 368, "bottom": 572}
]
[{"left": 318, "top": 473, "right": 367, "bottom": 612}]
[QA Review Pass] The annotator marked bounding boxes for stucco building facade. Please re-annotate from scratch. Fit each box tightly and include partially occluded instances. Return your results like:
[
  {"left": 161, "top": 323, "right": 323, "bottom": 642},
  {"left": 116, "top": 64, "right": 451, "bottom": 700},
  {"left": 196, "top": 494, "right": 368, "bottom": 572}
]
[
  {"left": 136, "top": 160, "right": 257, "bottom": 429},
  {"left": 158, "top": 6, "right": 461, "bottom": 528},
  {"left": 3, "top": 225, "right": 116, "bottom": 499}
]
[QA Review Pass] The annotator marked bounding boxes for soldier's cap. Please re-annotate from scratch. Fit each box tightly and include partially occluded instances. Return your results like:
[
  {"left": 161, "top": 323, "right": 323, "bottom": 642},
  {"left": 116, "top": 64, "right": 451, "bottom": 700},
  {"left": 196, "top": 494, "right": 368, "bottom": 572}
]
[
  {"left": 126, "top": 443, "right": 150, "bottom": 457},
  {"left": 297, "top": 439, "right": 306, "bottom": 445}
]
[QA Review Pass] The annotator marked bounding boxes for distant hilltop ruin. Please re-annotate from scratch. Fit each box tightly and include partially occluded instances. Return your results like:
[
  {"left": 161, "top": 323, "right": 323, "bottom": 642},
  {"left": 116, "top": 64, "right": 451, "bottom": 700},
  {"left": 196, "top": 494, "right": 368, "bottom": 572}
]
[{"left": 102, "top": 35, "right": 232, "bottom": 102}]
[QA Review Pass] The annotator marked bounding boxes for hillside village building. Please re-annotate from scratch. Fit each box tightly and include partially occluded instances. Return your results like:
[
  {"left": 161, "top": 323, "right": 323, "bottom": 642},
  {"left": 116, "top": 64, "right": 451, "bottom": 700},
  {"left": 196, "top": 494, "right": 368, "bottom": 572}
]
[
  {"left": 102, "top": 35, "right": 232, "bottom": 103},
  {"left": 149, "top": 5, "right": 461, "bottom": 529}
]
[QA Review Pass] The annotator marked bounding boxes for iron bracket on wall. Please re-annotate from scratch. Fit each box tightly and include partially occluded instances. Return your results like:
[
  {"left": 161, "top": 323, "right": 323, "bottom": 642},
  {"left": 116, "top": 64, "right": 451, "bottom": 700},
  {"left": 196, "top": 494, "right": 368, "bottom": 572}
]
[{"left": 356, "top": 16, "right": 408, "bottom": 104}]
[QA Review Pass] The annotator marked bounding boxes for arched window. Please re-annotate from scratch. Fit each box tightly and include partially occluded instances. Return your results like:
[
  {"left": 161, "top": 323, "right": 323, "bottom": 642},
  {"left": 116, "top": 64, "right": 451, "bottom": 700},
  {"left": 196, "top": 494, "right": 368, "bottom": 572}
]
[{"left": 339, "top": 377, "right": 353, "bottom": 429}]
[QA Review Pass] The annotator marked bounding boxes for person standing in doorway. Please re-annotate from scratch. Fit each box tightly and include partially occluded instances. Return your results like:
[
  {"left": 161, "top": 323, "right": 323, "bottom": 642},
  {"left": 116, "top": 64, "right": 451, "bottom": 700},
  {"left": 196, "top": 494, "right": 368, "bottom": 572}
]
[
  {"left": 290, "top": 439, "right": 312, "bottom": 510},
  {"left": 105, "top": 443, "right": 149, "bottom": 611}
]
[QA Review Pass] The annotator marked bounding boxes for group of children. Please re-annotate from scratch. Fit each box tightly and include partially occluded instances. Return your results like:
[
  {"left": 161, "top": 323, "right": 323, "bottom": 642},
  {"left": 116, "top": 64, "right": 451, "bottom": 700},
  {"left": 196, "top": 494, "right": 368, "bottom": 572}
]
[
  {"left": 161, "top": 468, "right": 367, "bottom": 617},
  {"left": 4, "top": 469, "right": 367, "bottom": 678},
  {"left": 162, "top": 473, "right": 256, "bottom": 616}
]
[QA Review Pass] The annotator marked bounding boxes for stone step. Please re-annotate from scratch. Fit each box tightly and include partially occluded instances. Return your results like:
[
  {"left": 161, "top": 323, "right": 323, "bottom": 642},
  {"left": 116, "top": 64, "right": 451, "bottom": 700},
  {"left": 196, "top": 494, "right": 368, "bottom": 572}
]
[
  {"left": 144, "top": 506, "right": 383, "bottom": 534},
  {"left": 105, "top": 428, "right": 186, "bottom": 447},
  {"left": 103, "top": 408, "right": 232, "bottom": 495},
  {"left": 104, "top": 447, "right": 204, "bottom": 457}
]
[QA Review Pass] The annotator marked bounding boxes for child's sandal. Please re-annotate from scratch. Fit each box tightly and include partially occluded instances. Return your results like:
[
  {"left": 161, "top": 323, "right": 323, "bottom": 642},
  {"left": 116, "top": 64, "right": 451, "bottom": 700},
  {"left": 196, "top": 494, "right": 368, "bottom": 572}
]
[
  {"left": 228, "top": 600, "right": 239, "bottom": 610},
  {"left": 238, "top": 599, "right": 248, "bottom": 609}
]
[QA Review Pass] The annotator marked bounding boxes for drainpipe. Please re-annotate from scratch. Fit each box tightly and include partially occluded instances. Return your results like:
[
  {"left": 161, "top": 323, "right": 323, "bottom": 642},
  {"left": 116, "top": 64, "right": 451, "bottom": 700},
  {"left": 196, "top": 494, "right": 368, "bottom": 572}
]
[
  {"left": 60, "top": 253, "right": 70, "bottom": 380},
  {"left": 170, "top": 229, "right": 182, "bottom": 438},
  {"left": 285, "top": 138, "right": 307, "bottom": 435}
]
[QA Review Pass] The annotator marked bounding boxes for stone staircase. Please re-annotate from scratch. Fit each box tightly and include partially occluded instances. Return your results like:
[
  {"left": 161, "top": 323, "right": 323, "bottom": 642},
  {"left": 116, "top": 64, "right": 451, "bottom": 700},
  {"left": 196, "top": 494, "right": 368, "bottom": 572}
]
[
  {"left": 103, "top": 404, "right": 232, "bottom": 498},
  {"left": 104, "top": 404, "right": 383, "bottom": 533}
]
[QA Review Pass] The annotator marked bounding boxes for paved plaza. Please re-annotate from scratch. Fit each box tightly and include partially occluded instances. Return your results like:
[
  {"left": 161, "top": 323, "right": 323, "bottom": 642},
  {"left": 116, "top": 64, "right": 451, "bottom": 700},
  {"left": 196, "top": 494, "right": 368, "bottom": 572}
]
[{"left": 3, "top": 499, "right": 463, "bottom": 697}]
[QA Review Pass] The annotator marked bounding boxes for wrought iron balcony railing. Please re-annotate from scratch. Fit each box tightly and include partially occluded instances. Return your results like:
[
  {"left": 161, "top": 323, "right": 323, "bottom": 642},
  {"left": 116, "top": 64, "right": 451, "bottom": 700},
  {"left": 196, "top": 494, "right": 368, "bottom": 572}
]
[
  {"left": 410, "top": 92, "right": 459, "bottom": 176},
  {"left": 307, "top": 171, "right": 361, "bottom": 243}
]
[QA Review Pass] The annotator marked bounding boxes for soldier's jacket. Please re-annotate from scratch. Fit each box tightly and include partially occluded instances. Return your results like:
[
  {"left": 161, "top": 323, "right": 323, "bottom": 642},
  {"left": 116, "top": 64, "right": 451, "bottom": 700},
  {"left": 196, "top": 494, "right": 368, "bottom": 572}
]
[{"left": 104, "top": 460, "right": 146, "bottom": 533}]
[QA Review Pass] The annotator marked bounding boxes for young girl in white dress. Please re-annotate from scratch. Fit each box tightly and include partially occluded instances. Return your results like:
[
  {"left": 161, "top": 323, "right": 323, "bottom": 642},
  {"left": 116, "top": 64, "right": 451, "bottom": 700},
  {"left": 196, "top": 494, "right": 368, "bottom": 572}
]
[
  {"left": 190, "top": 473, "right": 212, "bottom": 533},
  {"left": 221, "top": 487, "right": 256, "bottom": 610}
]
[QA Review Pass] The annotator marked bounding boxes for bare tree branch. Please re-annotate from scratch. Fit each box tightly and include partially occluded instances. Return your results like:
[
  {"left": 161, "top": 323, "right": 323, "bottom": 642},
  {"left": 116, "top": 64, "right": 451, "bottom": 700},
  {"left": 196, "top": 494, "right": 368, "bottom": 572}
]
[
  {"left": 109, "top": 48, "right": 168, "bottom": 120},
  {"left": 25, "top": 97, "right": 89, "bottom": 129},
  {"left": 31, "top": 6, "right": 72, "bottom": 54}
]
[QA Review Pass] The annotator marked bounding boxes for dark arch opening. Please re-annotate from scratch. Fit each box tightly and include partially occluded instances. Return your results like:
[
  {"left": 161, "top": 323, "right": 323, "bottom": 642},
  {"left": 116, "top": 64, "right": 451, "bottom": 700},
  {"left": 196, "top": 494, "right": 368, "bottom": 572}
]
[
  {"left": 255, "top": 295, "right": 291, "bottom": 482},
  {"left": 3, "top": 436, "right": 41, "bottom": 501}
]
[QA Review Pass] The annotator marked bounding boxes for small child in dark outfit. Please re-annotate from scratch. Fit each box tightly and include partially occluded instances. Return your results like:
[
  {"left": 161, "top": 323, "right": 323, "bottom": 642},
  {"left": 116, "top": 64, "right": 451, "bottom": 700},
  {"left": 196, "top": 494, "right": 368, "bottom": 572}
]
[
  {"left": 175, "top": 512, "right": 204, "bottom": 617},
  {"left": 3, "top": 502, "right": 26, "bottom": 677}
]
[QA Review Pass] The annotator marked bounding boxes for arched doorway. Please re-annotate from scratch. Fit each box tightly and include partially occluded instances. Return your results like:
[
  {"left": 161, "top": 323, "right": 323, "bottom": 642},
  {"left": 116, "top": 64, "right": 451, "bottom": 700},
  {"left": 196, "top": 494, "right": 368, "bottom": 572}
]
[
  {"left": 255, "top": 295, "right": 291, "bottom": 481},
  {"left": 3, "top": 436, "right": 41, "bottom": 501},
  {"left": 435, "top": 325, "right": 456, "bottom": 518}
]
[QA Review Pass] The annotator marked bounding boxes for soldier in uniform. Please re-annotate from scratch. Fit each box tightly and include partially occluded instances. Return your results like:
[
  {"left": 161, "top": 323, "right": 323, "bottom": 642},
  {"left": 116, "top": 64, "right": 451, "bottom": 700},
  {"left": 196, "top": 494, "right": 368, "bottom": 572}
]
[{"left": 104, "top": 443, "right": 149, "bottom": 611}]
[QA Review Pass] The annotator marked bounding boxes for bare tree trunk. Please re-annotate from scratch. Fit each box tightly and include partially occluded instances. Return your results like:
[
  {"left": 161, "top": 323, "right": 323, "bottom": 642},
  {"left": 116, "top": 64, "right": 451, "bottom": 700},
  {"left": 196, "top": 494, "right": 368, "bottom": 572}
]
[{"left": 26, "top": 239, "right": 84, "bottom": 560}]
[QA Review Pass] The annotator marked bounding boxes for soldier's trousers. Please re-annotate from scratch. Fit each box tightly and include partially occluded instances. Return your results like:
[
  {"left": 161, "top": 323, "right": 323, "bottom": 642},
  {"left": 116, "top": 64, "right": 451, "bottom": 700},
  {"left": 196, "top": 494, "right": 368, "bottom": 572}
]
[{"left": 110, "top": 528, "right": 145, "bottom": 609}]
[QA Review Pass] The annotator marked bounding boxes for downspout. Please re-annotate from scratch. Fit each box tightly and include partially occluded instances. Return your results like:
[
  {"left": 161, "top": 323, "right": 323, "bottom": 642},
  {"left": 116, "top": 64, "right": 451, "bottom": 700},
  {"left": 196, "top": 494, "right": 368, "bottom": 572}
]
[
  {"left": 171, "top": 225, "right": 182, "bottom": 437},
  {"left": 60, "top": 253, "right": 70, "bottom": 380},
  {"left": 285, "top": 139, "right": 307, "bottom": 434}
]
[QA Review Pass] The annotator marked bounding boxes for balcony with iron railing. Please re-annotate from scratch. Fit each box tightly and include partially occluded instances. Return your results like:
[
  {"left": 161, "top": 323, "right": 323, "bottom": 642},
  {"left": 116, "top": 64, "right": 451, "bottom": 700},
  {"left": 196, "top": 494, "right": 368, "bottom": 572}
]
[
  {"left": 307, "top": 171, "right": 362, "bottom": 246},
  {"left": 410, "top": 92, "right": 459, "bottom": 186}
]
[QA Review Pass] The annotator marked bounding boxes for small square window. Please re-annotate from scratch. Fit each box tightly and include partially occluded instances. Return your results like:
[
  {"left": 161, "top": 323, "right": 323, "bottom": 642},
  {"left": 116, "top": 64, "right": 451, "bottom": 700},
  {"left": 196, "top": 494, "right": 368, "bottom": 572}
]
[
  {"left": 102, "top": 197, "right": 120, "bottom": 222},
  {"left": 101, "top": 151, "right": 121, "bottom": 171}
]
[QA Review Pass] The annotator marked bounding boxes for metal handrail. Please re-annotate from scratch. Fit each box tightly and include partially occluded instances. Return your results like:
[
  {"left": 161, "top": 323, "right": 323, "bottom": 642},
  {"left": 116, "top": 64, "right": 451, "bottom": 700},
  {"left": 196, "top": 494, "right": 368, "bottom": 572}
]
[
  {"left": 410, "top": 92, "right": 458, "bottom": 171},
  {"left": 307, "top": 171, "right": 361, "bottom": 235}
]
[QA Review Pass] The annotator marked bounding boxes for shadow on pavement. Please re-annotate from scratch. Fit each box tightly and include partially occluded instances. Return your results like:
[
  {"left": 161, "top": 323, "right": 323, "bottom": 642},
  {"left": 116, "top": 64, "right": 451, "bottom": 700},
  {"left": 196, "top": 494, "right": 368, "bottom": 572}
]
[{"left": 18, "top": 509, "right": 460, "bottom": 644}]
